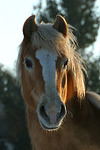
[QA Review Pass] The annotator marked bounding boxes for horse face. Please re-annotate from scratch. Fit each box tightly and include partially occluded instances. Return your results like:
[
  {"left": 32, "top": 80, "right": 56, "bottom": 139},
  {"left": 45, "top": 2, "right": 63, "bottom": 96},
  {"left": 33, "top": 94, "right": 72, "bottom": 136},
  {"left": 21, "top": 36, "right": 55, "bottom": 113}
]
[
  {"left": 18, "top": 15, "right": 86, "bottom": 132},
  {"left": 21, "top": 47, "right": 67, "bottom": 131}
]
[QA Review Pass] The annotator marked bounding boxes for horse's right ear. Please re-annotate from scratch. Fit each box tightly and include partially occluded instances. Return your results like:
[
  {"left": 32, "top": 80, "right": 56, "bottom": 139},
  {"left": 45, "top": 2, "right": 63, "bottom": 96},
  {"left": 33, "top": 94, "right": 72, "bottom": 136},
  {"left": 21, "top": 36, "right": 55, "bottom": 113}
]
[
  {"left": 23, "top": 15, "right": 37, "bottom": 40},
  {"left": 53, "top": 15, "right": 68, "bottom": 37}
]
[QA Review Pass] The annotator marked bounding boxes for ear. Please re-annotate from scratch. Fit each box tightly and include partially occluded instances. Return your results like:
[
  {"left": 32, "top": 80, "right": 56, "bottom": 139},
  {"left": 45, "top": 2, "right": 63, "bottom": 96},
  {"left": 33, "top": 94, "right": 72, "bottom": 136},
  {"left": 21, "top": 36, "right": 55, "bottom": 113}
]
[
  {"left": 86, "top": 91, "right": 100, "bottom": 109},
  {"left": 53, "top": 15, "right": 68, "bottom": 37},
  {"left": 23, "top": 15, "right": 37, "bottom": 40}
]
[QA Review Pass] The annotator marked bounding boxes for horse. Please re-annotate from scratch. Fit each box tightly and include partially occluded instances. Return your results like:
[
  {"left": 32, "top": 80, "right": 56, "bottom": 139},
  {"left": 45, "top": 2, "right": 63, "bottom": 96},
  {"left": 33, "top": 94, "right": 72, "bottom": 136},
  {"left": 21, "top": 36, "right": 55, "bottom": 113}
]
[{"left": 17, "top": 15, "right": 100, "bottom": 150}]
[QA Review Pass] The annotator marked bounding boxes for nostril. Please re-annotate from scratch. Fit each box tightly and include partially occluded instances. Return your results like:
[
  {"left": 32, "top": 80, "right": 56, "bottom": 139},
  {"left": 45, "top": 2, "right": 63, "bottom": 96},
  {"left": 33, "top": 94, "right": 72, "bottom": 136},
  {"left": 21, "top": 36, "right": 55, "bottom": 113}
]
[
  {"left": 57, "top": 104, "right": 66, "bottom": 120},
  {"left": 39, "top": 103, "right": 66, "bottom": 126},
  {"left": 39, "top": 105, "right": 49, "bottom": 121},
  {"left": 61, "top": 104, "right": 66, "bottom": 116}
]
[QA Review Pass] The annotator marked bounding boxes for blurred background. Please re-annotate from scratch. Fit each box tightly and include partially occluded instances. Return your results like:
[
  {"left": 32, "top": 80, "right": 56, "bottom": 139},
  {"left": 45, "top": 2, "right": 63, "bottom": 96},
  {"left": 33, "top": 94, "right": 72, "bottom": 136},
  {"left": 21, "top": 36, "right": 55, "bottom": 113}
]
[{"left": 0, "top": 0, "right": 100, "bottom": 149}]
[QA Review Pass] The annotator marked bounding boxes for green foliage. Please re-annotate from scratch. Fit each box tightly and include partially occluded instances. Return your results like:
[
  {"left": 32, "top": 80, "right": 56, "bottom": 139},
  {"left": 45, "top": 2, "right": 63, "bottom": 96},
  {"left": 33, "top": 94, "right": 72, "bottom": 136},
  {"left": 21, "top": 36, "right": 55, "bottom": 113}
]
[
  {"left": 34, "top": 0, "right": 61, "bottom": 23},
  {"left": 86, "top": 56, "right": 100, "bottom": 93},
  {"left": 0, "top": 66, "right": 31, "bottom": 150},
  {"left": 62, "top": 0, "right": 100, "bottom": 49}
]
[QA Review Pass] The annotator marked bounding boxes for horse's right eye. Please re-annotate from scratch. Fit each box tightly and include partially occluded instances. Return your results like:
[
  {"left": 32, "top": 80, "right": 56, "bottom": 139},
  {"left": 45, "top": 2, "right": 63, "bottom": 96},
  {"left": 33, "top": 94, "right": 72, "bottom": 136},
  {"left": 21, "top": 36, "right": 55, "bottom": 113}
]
[
  {"left": 24, "top": 58, "right": 33, "bottom": 69},
  {"left": 62, "top": 58, "right": 68, "bottom": 70}
]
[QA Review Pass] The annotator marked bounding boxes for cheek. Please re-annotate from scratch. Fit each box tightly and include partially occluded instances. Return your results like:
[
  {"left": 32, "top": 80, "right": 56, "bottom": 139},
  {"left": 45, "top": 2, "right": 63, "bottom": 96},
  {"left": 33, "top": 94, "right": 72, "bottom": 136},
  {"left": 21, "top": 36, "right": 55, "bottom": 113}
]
[
  {"left": 67, "top": 72, "right": 75, "bottom": 100},
  {"left": 62, "top": 74, "right": 66, "bottom": 88},
  {"left": 21, "top": 66, "right": 45, "bottom": 108},
  {"left": 57, "top": 71, "right": 67, "bottom": 104},
  {"left": 61, "top": 74, "right": 68, "bottom": 103},
  {"left": 21, "top": 70, "right": 35, "bottom": 108}
]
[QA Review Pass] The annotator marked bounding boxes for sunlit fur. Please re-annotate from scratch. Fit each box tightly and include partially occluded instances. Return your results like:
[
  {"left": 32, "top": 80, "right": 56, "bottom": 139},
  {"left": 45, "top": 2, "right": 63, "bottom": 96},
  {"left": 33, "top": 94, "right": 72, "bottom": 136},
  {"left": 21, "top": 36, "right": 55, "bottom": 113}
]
[{"left": 17, "top": 16, "right": 100, "bottom": 150}]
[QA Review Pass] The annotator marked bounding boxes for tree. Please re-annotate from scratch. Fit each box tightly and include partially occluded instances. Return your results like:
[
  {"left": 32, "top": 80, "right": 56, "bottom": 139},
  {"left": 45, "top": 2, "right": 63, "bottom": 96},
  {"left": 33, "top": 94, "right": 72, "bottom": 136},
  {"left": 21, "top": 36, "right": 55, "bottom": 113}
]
[
  {"left": 86, "top": 56, "right": 100, "bottom": 93},
  {"left": 0, "top": 65, "right": 31, "bottom": 150}
]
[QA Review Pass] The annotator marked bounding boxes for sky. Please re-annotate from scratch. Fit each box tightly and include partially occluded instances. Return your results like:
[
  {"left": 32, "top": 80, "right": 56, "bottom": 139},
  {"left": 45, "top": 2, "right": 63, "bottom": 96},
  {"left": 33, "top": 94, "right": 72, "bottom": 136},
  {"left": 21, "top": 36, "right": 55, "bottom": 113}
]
[{"left": 0, "top": 0, "right": 100, "bottom": 73}]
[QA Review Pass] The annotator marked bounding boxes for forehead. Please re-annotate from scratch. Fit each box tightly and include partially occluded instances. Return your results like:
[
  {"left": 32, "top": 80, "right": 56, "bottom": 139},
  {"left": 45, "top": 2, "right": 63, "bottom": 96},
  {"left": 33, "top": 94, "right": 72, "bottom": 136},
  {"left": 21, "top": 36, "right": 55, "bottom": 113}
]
[
  {"left": 21, "top": 23, "right": 69, "bottom": 60},
  {"left": 36, "top": 48, "right": 58, "bottom": 63},
  {"left": 36, "top": 48, "right": 57, "bottom": 77},
  {"left": 22, "top": 41, "right": 65, "bottom": 61}
]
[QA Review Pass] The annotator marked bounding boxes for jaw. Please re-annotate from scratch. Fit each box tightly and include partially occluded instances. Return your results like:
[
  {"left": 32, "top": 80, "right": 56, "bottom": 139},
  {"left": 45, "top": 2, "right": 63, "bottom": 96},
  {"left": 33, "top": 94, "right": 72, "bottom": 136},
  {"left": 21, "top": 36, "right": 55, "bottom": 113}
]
[
  {"left": 39, "top": 114, "right": 66, "bottom": 131},
  {"left": 40, "top": 120, "right": 59, "bottom": 131}
]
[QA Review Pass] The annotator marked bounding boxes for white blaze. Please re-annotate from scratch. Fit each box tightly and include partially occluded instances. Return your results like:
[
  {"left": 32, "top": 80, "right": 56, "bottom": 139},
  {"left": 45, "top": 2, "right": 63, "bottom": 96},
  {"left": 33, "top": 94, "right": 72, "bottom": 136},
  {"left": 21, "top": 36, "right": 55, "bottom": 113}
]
[{"left": 36, "top": 48, "right": 58, "bottom": 96}]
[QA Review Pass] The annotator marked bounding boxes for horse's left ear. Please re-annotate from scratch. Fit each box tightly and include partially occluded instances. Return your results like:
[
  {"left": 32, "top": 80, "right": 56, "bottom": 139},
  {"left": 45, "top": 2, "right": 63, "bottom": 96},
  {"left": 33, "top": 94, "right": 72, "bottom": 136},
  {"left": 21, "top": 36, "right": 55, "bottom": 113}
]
[
  {"left": 53, "top": 15, "right": 68, "bottom": 37},
  {"left": 23, "top": 15, "right": 37, "bottom": 40}
]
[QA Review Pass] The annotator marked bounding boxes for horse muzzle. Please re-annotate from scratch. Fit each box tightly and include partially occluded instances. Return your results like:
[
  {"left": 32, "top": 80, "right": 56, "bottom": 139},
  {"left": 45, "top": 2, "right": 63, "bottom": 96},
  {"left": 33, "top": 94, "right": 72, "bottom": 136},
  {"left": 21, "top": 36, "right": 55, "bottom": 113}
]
[{"left": 37, "top": 94, "right": 67, "bottom": 131}]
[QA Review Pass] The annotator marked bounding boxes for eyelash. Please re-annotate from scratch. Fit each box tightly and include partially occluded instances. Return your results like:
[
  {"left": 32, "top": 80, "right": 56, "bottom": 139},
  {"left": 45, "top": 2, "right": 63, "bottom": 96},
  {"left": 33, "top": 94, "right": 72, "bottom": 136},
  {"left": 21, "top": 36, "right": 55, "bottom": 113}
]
[
  {"left": 24, "top": 57, "right": 68, "bottom": 71},
  {"left": 24, "top": 57, "right": 33, "bottom": 69},
  {"left": 62, "top": 59, "right": 68, "bottom": 69}
]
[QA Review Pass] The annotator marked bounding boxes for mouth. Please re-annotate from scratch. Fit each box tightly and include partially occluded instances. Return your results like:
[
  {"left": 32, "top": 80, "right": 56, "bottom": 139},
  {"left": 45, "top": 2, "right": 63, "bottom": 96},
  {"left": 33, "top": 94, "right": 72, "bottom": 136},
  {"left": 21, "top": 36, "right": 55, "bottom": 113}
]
[{"left": 40, "top": 120, "right": 59, "bottom": 131}]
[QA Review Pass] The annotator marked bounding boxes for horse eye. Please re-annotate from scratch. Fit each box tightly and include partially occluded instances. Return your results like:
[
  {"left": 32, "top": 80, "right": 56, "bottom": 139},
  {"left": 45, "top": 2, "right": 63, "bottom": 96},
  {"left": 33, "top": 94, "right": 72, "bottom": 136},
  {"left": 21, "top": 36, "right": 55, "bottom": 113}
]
[
  {"left": 24, "top": 58, "right": 33, "bottom": 69},
  {"left": 63, "top": 59, "right": 68, "bottom": 69}
]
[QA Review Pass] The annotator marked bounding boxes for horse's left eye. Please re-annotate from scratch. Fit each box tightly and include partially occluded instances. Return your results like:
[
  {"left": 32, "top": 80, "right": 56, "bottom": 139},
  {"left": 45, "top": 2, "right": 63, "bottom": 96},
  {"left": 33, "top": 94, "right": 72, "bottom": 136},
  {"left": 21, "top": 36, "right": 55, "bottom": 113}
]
[
  {"left": 63, "top": 59, "right": 68, "bottom": 69},
  {"left": 24, "top": 58, "right": 33, "bottom": 69}
]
